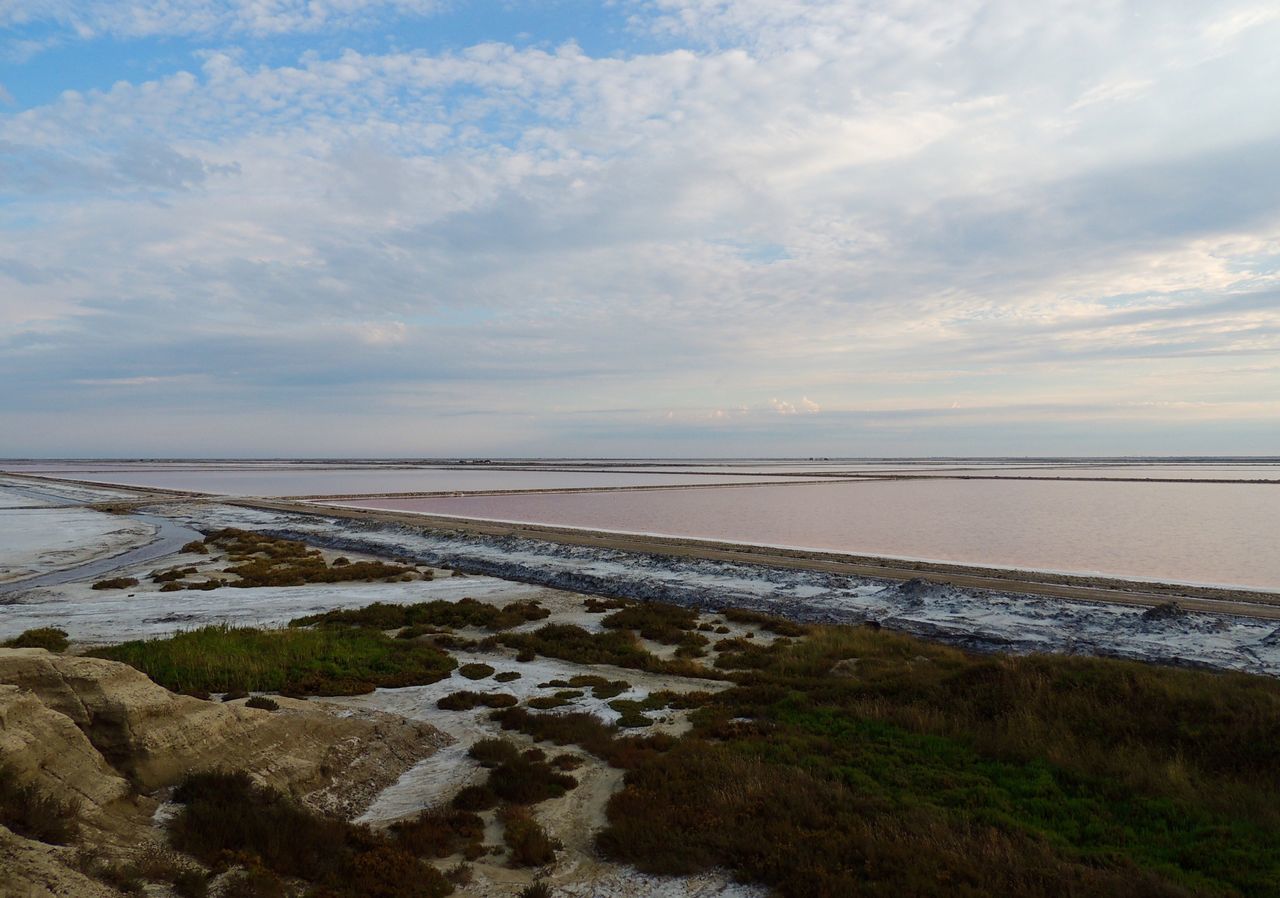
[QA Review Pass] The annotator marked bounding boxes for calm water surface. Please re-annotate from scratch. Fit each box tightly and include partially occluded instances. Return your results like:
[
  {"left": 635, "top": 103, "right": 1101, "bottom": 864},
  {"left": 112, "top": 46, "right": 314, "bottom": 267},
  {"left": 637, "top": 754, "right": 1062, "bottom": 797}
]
[
  {"left": 0, "top": 465, "right": 801, "bottom": 496},
  {"left": 339, "top": 479, "right": 1280, "bottom": 589}
]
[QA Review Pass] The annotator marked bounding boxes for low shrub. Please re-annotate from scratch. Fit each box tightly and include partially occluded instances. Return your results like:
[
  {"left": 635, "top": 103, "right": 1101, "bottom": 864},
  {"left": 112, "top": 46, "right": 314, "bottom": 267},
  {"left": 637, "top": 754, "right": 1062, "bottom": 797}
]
[
  {"left": 528, "top": 695, "right": 576, "bottom": 710},
  {"left": 490, "top": 708, "right": 676, "bottom": 770},
  {"left": 451, "top": 784, "right": 498, "bottom": 811},
  {"left": 181, "top": 530, "right": 419, "bottom": 589},
  {"left": 390, "top": 806, "right": 484, "bottom": 859},
  {"left": 128, "top": 845, "right": 203, "bottom": 891},
  {"left": 498, "top": 625, "right": 719, "bottom": 679},
  {"left": 495, "top": 671, "right": 522, "bottom": 683},
  {"left": 469, "top": 738, "right": 521, "bottom": 768},
  {"left": 150, "top": 566, "right": 198, "bottom": 583},
  {"left": 170, "top": 771, "right": 454, "bottom": 897},
  {"left": 172, "top": 870, "right": 209, "bottom": 898},
  {"left": 180, "top": 540, "right": 208, "bottom": 555},
  {"left": 720, "top": 607, "right": 809, "bottom": 636},
  {"left": 77, "top": 855, "right": 144, "bottom": 894},
  {"left": 602, "top": 602, "right": 700, "bottom": 644},
  {"left": 0, "top": 765, "right": 78, "bottom": 844},
  {"left": 430, "top": 633, "right": 478, "bottom": 650},
  {"left": 486, "top": 747, "right": 577, "bottom": 804},
  {"left": 563, "top": 676, "right": 630, "bottom": 699},
  {"left": 583, "top": 597, "right": 628, "bottom": 613},
  {"left": 245, "top": 696, "right": 279, "bottom": 711},
  {"left": 159, "top": 582, "right": 185, "bottom": 592},
  {"left": 459, "top": 663, "right": 495, "bottom": 680},
  {"left": 592, "top": 624, "right": 1280, "bottom": 898},
  {"left": 91, "top": 625, "right": 455, "bottom": 696},
  {"left": 294, "top": 597, "right": 548, "bottom": 632},
  {"left": 438, "top": 691, "right": 519, "bottom": 711},
  {"left": 521, "top": 882, "right": 552, "bottom": 898},
  {"left": 3, "top": 627, "right": 69, "bottom": 652},
  {"left": 218, "top": 868, "right": 286, "bottom": 898},
  {"left": 91, "top": 576, "right": 139, "bottom": 590},
  {"left": 500, "top": 806, "right": 561, "bottom": 867}
]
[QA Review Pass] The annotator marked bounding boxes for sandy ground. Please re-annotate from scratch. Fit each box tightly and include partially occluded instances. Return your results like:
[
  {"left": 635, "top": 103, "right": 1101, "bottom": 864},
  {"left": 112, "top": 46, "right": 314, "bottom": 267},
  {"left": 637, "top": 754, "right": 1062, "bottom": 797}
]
[
  {"left": 5, "top": 474, "right": 1280, "bottom": 895},
  {"left": 0, "top": 538, "right": 506, "bottom": 644},
  {"left": 0, "top": 493, "right": 769, "bottom": 895},
  {"left": 0, "top": 499, "right": 157, "bottom": 584},
  {"left": 312, "top": 584, "right": 766, "bottom": 898}
]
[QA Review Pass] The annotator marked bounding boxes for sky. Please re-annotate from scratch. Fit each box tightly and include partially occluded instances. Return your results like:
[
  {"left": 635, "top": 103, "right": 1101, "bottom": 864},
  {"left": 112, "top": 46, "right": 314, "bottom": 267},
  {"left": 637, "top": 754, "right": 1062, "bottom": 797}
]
[{"left": 1, "top": 1, "right": 1278, "bottom": 458}]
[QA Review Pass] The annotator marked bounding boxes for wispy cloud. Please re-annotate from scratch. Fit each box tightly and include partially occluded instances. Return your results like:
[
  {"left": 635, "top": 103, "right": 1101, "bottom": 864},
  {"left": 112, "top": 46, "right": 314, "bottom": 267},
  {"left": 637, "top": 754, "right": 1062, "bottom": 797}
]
[{"left": 1, "top": 0, "right": 1278, "bottom": 454}]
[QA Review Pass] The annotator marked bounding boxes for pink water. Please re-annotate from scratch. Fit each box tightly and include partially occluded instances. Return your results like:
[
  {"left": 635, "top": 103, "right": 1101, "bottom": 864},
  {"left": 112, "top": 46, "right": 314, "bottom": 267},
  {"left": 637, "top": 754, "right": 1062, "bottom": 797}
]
[{"left": 336, "top": 478, "right": 1280, "bottom": 590}]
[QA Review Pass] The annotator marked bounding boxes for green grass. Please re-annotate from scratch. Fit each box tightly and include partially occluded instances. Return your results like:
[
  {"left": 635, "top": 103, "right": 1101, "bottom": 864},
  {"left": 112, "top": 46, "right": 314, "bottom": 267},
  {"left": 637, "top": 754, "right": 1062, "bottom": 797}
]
[
  {"left": 591, "top": 624, "right": 1280, "bottom": 898},
  {"left": 91, "top": 625, "right": 456, "bottom": 696}
]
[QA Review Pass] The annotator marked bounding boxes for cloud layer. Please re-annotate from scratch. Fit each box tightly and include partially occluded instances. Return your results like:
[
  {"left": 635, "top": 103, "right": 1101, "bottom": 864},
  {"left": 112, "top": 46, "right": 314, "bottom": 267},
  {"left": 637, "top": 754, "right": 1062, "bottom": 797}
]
[{"left": 2, "top": 1, "right": 1279, "bottom": 455}]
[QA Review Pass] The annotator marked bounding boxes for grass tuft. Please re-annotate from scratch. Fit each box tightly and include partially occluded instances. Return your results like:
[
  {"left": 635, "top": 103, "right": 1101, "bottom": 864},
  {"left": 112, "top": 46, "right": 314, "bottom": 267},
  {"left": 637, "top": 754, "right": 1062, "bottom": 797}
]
[
  {"left": 91, "top": 625, "right": 455, "bottom": 696},
  {"left": 3, "top": 627, "right": 69, "bottom": 652}
]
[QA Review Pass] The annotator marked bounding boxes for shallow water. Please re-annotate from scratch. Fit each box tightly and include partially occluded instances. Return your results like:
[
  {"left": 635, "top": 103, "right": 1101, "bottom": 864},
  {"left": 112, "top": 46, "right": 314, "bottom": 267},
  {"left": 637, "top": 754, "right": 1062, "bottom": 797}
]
[
  {"left": 0, "top": 482, "right": 205, "bottom": 595},
  {"left": 0, "top": 463, "right": 806, "bottom": 495},
  {"left": 337, "top": 478, "right": 1280, "bottom": 590},
  {"left": 7, "top": 459, "right": 1280, "bottom": 588}
]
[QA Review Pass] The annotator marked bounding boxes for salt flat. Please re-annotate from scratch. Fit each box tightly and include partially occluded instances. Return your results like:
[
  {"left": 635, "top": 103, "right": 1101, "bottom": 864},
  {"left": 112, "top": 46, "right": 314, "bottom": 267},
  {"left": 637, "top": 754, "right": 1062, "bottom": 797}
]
[{"left": 0, "top": 485, "right": 156, "bottom": 584}]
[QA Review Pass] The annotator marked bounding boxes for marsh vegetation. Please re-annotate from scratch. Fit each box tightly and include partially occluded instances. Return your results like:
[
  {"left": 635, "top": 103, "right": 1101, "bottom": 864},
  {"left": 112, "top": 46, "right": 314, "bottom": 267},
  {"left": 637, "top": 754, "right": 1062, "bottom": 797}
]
[{"left": 92, "top": 625, "right": 456, "bottom": 696}]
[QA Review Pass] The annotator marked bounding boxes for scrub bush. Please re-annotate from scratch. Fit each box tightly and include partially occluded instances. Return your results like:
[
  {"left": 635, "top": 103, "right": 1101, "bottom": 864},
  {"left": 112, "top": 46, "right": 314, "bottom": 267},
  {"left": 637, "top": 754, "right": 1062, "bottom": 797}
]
[{"left": 3, "top": 627, "right": 69, "bottom": 652}]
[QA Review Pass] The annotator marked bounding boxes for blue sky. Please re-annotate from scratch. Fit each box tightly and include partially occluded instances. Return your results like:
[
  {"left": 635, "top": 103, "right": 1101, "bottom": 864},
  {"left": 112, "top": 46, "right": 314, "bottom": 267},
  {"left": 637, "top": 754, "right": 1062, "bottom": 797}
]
[{"left": 2, "top": 1, "right": 1279, "bottom": 457}]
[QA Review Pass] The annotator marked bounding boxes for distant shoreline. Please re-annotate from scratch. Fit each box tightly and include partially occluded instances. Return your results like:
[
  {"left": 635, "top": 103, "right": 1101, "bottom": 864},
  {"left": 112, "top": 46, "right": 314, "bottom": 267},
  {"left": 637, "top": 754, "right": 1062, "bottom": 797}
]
[
  {"left": 6, "top": 469, "right": 1280, "bottom": 620},
  {"left": 264, "top": 497, "right": 1280, "bottom": 619}
]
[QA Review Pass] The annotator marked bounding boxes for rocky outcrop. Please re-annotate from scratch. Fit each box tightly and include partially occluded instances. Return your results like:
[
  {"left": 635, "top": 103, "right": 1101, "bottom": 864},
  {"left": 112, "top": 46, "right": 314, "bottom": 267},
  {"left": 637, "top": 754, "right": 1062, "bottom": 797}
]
[
  {"left": 0, "top": 648, "right": 451, "bottom": 897},
  {"left": 0, "top": 684, "right": 131, "bottom": 816},
  {"left": 0, "top": 649, "right": 449, "bottom": 808},
  {"left": 0, "top": 825, "right": 119, "bottom": 898}
]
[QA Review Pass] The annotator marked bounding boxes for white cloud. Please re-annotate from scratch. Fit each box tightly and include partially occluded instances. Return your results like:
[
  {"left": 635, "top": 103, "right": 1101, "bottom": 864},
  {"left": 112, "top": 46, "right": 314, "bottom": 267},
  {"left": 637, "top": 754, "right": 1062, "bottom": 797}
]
[{"left": 2, "top": 0, "right": 1279, "bottom": 453}]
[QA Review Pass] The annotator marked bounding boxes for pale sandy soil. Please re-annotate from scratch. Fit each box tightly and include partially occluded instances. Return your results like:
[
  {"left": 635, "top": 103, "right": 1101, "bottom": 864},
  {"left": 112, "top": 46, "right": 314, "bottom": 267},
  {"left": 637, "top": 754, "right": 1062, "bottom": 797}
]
[
  {"left": 0, "top": 538, "right": 499, "bottom": 644},
  {"left": 311, "top": 584, "right": 773, "bottom": 897},
  {"left": 0, "top": 501, "right": 773, "bottom": 898}
]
